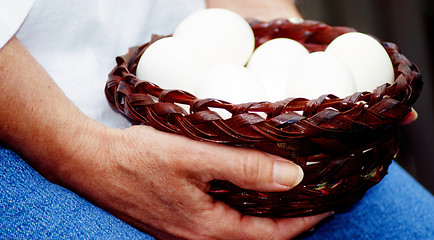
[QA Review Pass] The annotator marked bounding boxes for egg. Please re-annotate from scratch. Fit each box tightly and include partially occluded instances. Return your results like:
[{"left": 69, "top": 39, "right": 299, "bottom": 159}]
[
  {"left": 286, "top": 51, "right": 356, "bottom": 99},
  {"left": 173, "top": 8, "right": 255, "bottom": 67},
  {"left": 136, "top": 37, "right": 204, "bottom": 94},
  {"left": 247, "top": 38, "right": 310, "bottom": 102},
  {"left": 194, "top": 64, "right": 267, "bottom": 119},
  {"left": 195, "top": 64, "right": 266, "bottom": 103},
  {"left": 326, "top": 32, "right": 395, "bottom": 92}
]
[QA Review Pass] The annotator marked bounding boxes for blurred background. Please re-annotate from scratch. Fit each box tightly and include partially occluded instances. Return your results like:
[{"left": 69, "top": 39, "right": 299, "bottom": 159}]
[{"left": 296, "top": 0, "right": 434, "bottom": 194}]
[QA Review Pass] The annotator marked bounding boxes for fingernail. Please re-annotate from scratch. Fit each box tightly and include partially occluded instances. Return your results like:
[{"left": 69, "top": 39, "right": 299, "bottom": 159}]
[
  {"left": 325, "top": 211, "right": 335, "bottom": 218},
  {"left": 318, "top": 211, "right": 335, "bottom": 222},
  {"left": 273, "top": 160, "right": 304, "bottom": 188},
  {"left": 400, "top": 108, "right": 418, "bottom": 125}
]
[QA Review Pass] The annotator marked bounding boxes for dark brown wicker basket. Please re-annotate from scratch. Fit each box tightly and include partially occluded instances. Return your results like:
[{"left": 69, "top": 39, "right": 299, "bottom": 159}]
[{"left": 105, "top": 19, "right": 422, "bottom": 217}]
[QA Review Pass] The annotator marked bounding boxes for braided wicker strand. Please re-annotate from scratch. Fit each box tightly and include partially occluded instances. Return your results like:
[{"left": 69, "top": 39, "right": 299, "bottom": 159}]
[{"left": 105, "top": 19, "right": 422, "bottom": 217}]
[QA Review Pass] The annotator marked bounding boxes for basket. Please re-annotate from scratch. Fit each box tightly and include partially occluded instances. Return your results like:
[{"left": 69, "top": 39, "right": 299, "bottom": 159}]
[{"left": 105, "top": 19, "right": 423, "bottom": 217}]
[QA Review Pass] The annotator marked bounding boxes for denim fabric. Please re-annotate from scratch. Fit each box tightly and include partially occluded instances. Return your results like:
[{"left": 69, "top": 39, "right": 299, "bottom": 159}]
[
  {"left": 300, "top": 158, "right": 434, "bottom": 240},
  {"left": 1, "top": 145, "right": 433, "bottom": 239},
  {"left": 0, "top": 146, "right": 153, "bottom": 239}
]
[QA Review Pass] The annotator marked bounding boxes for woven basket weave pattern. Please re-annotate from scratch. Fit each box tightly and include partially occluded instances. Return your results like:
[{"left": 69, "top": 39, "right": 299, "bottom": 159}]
[{"left": 105, "top": 19, "right": 422, "bottom": 217}]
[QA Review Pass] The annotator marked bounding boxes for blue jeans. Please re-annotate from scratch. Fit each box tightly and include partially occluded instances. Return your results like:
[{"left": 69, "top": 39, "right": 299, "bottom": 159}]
[{"left": 1, "top": 145, "right": 433, "bottom": 239}]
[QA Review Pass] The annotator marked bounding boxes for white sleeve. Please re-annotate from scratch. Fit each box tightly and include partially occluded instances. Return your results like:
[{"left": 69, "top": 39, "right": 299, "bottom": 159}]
[{"left": 0, "top": 0, "right": 34, "bottom": 49}]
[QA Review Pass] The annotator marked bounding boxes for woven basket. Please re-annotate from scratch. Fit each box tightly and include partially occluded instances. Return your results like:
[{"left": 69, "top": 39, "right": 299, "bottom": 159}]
[{"left": 105, "top": 19, "right": 423, "bottom": 217}]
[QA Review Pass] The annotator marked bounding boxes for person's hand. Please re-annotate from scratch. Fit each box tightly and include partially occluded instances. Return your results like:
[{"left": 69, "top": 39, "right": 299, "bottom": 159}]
[
  {"left": 56, "top": 107, "right": 416, "bottom": 240},
  {"left": 56, "top": 124, "right": 331, "bottom": 239},
  {"left": 399, "top": 108, "right": 418, "bottom": 126}
]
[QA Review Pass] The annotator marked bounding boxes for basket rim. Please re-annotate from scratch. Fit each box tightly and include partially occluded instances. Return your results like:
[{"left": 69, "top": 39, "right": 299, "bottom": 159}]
[{"left": 105, "top": 18, "right": 423, "bottom": 141}]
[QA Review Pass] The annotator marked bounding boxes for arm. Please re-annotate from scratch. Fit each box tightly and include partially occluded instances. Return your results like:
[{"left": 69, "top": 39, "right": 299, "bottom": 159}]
[
  {"left": 0, "top": 36, "right": 100, "bottom": 182},
  {"left": 0, "top": 37, "right": 329, "bottom": 238}
]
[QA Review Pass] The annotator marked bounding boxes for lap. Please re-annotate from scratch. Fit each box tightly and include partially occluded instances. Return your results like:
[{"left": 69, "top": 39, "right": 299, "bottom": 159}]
[
  {"left": 1, "top": 145, "right": 433, "bottom": 239},
  {"left": 0, "top": 145, "right": 153, "bottom": 239}
]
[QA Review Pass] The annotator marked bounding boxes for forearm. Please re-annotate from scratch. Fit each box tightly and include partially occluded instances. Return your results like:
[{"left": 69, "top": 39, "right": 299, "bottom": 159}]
[
  {"left": 205, "top": 0, "right": 302, "bottom": 21},
  {"left": 0, "top": 37, "right": 105, "bottom": 183}
]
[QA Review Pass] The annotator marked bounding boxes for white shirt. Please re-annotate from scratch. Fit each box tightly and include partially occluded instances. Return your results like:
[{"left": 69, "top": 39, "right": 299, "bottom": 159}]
[
  {"left": 1, "top": 0, "right": 205, "bottom": 128},
  {"left": 0, "top": 0, "right": 34, "bottom": 48}
]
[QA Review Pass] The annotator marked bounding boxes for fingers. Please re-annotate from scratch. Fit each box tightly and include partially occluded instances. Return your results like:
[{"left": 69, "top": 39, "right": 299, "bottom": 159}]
[
  {"left": 208, "top": 200, "right": 333, "bottom": 240},
  {"left": 195, "top": 142, "right": 304, "bottom": 192},
  {"left": 273, "top": 212, "right": 334, "bottom": 238},
  {"left": 399, "top": 108, "right": 418, "bottom": 126},
  {"left": 125, "top": 126, "right": 303, "bottom": 193}
]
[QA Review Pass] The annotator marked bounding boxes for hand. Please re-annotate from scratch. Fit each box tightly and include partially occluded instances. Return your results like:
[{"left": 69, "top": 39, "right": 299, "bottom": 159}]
[
  {"left": 399, "top": 108, "right": 418, "bottom": 126},
  {"left": 58, "top": 124, "right": 331, "bottom": 239}
]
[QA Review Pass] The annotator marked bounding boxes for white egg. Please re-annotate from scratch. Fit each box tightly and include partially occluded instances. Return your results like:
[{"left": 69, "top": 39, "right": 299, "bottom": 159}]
[
  {"left": 194, "top": 64, "right": 267, "bottom": 119},
  {"left": 286, "top": 51, "right": 356, "bottom": 99},
  {"left": 326, "top": 32, "right": 395, "bottom": 92},
  {"left": 136, "top": 37, "right": 204, "bottom": 94},
  {"left": 195, "top": 64, "right": 266, "bottom": 104},
  {"left": 247, "top": 38, "right": 310, "bottom": 102},
  {"left": 173, "top": 8, "right": 255, "bottom": 67}
]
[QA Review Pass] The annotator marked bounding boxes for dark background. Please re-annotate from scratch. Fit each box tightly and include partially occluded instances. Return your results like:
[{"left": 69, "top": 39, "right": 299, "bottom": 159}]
[{"left": 296, "top": 0, "right": 434, "bottom": 194}]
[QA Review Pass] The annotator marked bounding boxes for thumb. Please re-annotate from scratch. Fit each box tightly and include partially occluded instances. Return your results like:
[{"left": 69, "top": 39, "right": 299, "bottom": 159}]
[{"left": 199, "top": 143, "right": 304, "bottom": 192}]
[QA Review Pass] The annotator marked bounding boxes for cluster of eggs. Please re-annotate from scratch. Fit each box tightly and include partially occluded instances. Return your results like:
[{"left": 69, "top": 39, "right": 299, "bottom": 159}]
[{"left": 136, "top": 8, "right": 395, "bottom": 106}]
